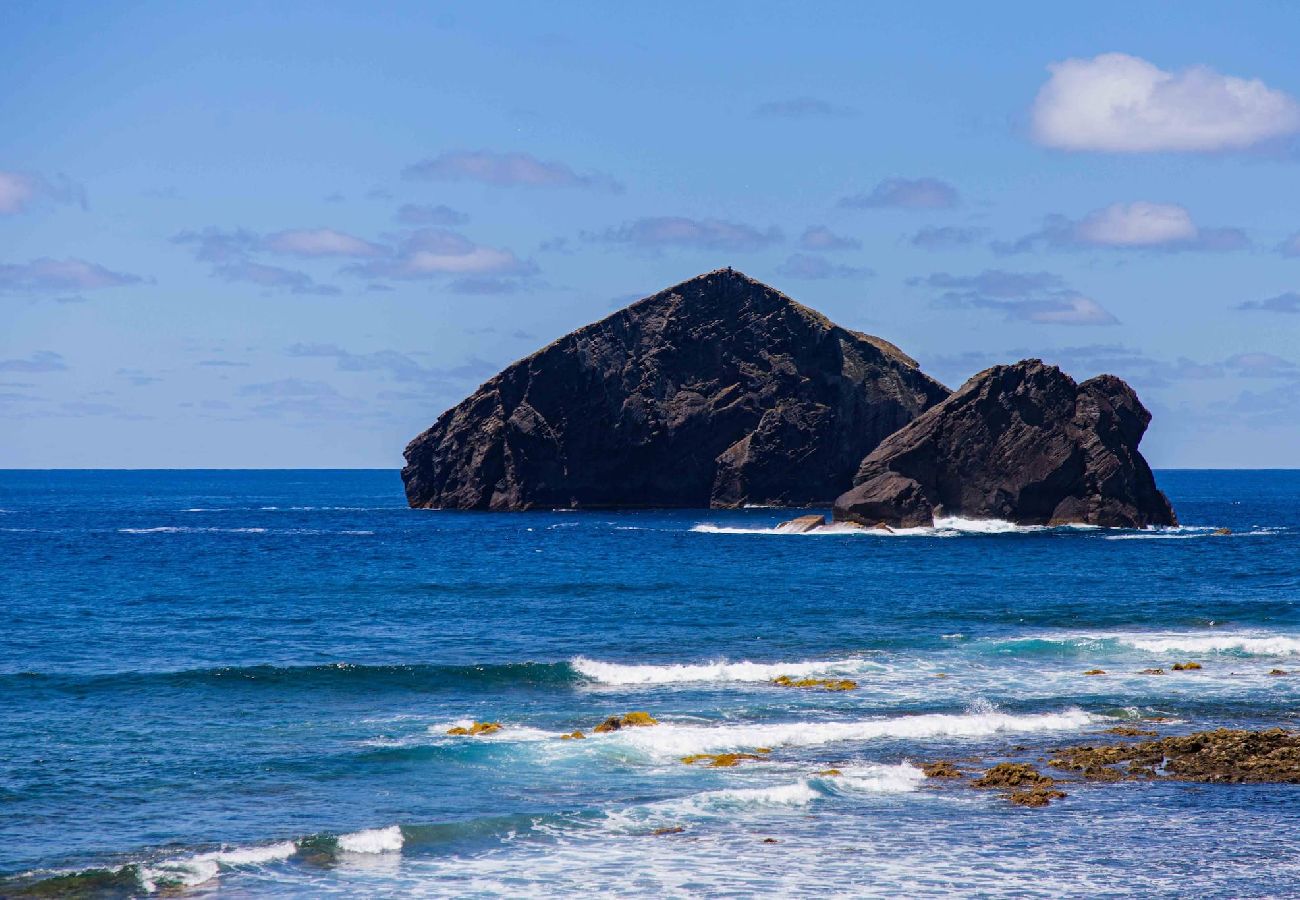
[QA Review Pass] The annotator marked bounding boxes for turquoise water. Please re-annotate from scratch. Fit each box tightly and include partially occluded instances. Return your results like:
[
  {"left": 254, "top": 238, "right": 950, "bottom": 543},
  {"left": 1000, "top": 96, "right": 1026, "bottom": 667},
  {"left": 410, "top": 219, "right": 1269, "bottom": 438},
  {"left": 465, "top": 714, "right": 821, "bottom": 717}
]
[{"left": 1, "top": 470, "right": 1298, "bottom": 897}]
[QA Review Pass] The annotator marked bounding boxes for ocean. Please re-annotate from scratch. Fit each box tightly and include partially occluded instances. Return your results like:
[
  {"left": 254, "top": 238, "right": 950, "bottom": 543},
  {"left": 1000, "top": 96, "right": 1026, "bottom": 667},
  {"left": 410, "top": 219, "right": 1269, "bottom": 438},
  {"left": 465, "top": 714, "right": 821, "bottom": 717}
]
[{"left": 1, "top": 469, "right": 1298, "bottom": 897}]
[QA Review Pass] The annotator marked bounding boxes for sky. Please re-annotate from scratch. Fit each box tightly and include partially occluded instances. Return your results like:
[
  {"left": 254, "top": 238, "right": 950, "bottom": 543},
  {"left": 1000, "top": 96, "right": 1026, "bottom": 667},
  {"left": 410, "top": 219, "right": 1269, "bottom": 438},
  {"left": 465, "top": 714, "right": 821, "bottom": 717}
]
[{"left": 3, "top": 0, "right": 1299, "bottom": 468}]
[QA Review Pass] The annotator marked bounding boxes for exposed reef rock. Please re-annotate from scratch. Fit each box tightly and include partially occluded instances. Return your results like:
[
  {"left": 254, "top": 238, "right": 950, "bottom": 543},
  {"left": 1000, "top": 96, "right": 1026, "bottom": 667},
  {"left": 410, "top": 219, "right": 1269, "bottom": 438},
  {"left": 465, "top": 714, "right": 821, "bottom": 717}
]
[
  {"left": 592, "top": 711, "right": 659, "bottom": 733},
  {"left": 403, "top": 269, "right": 948, "bottom": 510},
  {"left": 1049, "top": 728, "right": 1300, "bottom": 783},
  {"left": 771, "top": 675, "right": 857, "bottom": 691},
  {"left": 447, "top": 721, "right": 501, "bottom": 736},
  {"left": 833, "top": 359, "right": 1177, "bottom": 528}
]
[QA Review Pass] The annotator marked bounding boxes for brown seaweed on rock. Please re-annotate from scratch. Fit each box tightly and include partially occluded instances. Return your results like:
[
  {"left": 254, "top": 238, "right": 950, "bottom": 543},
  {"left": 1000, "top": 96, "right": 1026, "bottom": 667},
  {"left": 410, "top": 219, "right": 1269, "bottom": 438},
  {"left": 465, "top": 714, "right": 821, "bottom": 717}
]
[
  {"left": 1049, "top": 728, "right": 1300, "bottom": 783},
  {"left": 447, "top": 721, "right": 501, "bottom": 736},
  {"left": 593, "top": 711, "right": 659, "bottom": 733}
]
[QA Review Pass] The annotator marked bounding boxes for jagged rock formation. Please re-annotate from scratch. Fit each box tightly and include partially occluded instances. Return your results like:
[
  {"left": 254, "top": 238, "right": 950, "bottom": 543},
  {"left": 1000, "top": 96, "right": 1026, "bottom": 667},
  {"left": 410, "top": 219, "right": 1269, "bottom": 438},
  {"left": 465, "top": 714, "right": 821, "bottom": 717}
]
[
  {"left": 403, "top": 269, "right": 948, "bottom": 510},
  {"left": 832, "top": 359, "right": 1177, "bottom": 528}
]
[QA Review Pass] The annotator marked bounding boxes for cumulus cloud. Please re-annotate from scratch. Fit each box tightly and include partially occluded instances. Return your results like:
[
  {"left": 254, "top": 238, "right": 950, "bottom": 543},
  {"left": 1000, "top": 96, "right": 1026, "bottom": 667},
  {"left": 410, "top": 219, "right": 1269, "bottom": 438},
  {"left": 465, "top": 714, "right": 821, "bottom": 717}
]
[
  {"left": 1031, "top": 53, "right": 1300, "bottom": 153},
  {"left": 775, "top": 253, "right": 873, "bottom": 280},
  {"left": 0, "top": 351, "right": 68, "bottom": 373},
  {"left": 0, "top": 258, "right": 142, "bottom": 293},
  {"left": 999, "top": 202, "right": 1248, "bottom": 253},
  {"left": 839, "top": 177, "right": 959, "bottom": 210},
  {"left": 912, "top": 269, "right": 1118, "bottom": 326},
  {"left": 752, "top": 97, "right": 855, "bottom": 118},
  {"left": 262, "top": 228, "right": 385, "bottom": 258},
  {"left": 593, "top": 216, "right": 782, "bottom": 251},
  {"left": 0, "top": 171, "right": 85, "bottom": 214},
  {"left": 395, "top": 203, "right": 468, "bottom": 226},
  {"left": 346, "top": 228, "right": 535, "bottom": 279},
  {"left": 910, "top": 225, "right": 987, "bottom": 250},
  {"left": 799, "top": 226, "right": 860, "bottom": 251},
  {"left": 1238, "top": 291, "right": 1300, "bottom": 313},
  {"left": 403, "top": 150, "right": 622, "bottom": 192}
]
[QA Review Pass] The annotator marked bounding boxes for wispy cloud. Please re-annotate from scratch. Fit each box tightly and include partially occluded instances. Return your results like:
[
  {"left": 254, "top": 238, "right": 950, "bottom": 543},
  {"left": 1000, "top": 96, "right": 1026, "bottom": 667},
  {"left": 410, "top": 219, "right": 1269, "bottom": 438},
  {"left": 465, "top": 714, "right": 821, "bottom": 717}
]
[
  {"left": 592, "top": 216, "right": 782, "bottom": 252},
  {"left": 345, "top": 228, "right": 535, "bottom": 280},
  {"left": 0, "top": 351, "right": 68, "bottom": 373},
  {"left": 286, "top": 342, "right": 497, "bottom": 386},
  {"left": 214, "top": 261, "right": 340, "bottom": 296},
  {"left": 911, "top": 269, "right": 1118, "bottom": 326},
  {"left": 997, "top": 202, "right": 1248, "bottom": 254},
  {"left": 799, "top": 226, "right": 860, "bottom": 251},
  {"left": 910, "top": 225, "right": 987, "bottom": 250},
  {"left": 262, "top": 228, "right": 386, "bottom": 258},
  {"left": 0, "top": 170, "right": 86, "bottom": 214},
  {"left": 775, "top": 253, "right": 873, "bottom": 280},
  {"left": 839, "top": 177, "right": 959, "bottom": 210},
  {"left": 752, "top": 97, "right": 855, "bottom": 119},
  {"left": 395, "top": 203, "right": 468, "bottom": 226},
  {"left": 0, "top": 258, "right": 142, "bottom": 293},
  {"left": 403, "top": 150, "right": 622, "bottom": 192},
  {"left": 1238, "top": 291, "right": 1300, "bottom": 313},
  {"left": 1031, "top": 53, "right": 1300, "bottom": 153}
]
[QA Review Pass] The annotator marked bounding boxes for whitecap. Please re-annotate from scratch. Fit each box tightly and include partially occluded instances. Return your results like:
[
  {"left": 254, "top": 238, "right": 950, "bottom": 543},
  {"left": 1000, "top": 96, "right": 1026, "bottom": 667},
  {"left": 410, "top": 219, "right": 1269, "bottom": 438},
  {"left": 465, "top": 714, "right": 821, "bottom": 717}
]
[
  {"left": 137, "top": 840, "right": 297, "bottom": 892},
  {"left": 337, "top": 825, "right": 404, "bottom": 854},
  {"left": 592, "top": 709, "right": 1095, "bottom": 759},
  {"left": 572, "top": 656, "right": 873, "bottom": 685}
]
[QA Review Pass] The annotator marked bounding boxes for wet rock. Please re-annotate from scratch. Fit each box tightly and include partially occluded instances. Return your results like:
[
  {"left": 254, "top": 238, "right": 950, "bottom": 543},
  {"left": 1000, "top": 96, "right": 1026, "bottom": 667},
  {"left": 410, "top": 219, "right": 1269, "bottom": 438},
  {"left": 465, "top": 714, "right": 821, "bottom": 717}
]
[
  {"left": 1008, "top": 787, "right": 1068, "bottom": 807},
  {"left": 681, "top": 752, "right": 768, "bottom": 767},
  {"left": 833, "top": 360, "right": 1177, "bottom": 528},
  {"left": 593, "top": 711, "right": 659, "bottom": 733},
  {"left": 771, "top": 675, "right": 857, "bottom": 691},
  {"left": 816, "top": 769, "right": 843, "bottom": 777},
  {"left": 1269, "top": 669, "right": 1290, "bottom": 677},
  {"left": 1213, "top": 527, "right": 1232, "bottom": 535},
  {"left": 922, "top": 761, "right": 964, "bottom": 778},
  {"left": 1083, "top": 669, "right": 1106, "bottom": 676},
  {"left": 1140, "top": 668, "right": 1166, "bottom": 675},
  {"left": 1171, "top": 661, "right": 1202, "bottom": 671},
  {"left": 559, "top": 731, "right": 586, "bottom": 740},
  {"left": 761, "top": 837, "right": 780, "bottom": 844},
  {"left": 403, "top": 269, "right": 948, "bottom": 510},
  {"left": 1049, "top": 728, "right": 1300, "bottom": 783},
  {"left": 774, "top": 514, "right": 827, "bottom": 534},
  {"left": 653, "top": 826, "right": 685, "bottom": 835},
  {"left": 447, "top": 721, "right": 502, "bottom": 736},
  {"left": 972, "top": 763, "right": 1056, "bottom": 789},
  {"left": 1103, "top": 726, "right": 1158, "bottom": 736}
]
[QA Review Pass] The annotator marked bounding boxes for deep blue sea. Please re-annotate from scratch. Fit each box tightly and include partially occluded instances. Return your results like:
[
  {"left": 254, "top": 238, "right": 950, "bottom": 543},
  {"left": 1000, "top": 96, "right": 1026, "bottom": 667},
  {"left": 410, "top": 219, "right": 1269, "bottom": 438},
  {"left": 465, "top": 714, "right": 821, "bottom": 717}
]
[{"left": 2, "top": 469, "right": 1298, "bottom": 897}]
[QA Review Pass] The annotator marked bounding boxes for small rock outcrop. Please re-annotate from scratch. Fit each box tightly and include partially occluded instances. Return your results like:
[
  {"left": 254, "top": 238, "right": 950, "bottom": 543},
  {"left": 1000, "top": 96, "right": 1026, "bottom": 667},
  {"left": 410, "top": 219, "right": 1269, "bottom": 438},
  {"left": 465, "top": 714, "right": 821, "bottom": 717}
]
[
  {"left": 833, "top": 359, "right": 1177, "bottom": 528},
  {"left": 403, "top": 269, "right": 948, "bottom": 510},
  {"left": 1049, "top": 728, "right": 1300, "bottom": 783}
]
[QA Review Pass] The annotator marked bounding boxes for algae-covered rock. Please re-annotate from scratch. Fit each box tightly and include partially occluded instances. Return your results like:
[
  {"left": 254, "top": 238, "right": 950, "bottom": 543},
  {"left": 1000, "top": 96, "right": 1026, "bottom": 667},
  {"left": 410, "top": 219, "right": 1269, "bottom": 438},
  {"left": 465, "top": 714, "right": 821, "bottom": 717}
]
[
  {"left": 593, "top": 711, "right": 659, "bottom": 733},
  {"left": 1008, "top": 787, "right": 1067, "bottom": 807},
  {"left": 1172, "top": 662, "right": 1202, "bottom": 671},
  {"left": 1103, "top": 726, "right": 1158, "bottom": 737},
  {"left": 771, "top": 675, "right": 857, "bottom": 691},
  {"left": 922, "top": 761, "right": 964, "bottom": 778},
  {"left": 1140, "top": 668, "right": 1165, "bottom": 675},
  {"left": 816, "top": 768, "right": 843, "bottom": 777},
  {"left": 972, "top": 763, "right": 1056, "bottom": 789},
  {"left": 681, "top": 752, "right": 768, "bottom": 768},
  {"left": 1050, "top": 728, "right": 1300, "bottom": 783},
  {"left": 1269, "top": 669, "right": 1290, "bottom": 676},
  {"left": 1083, "top": 669, "right": 1106, "bottom": 676},
  {"left": 447, "top": 721, "right": 502, "bottom": 736},
  {"left": 653, "top": 826, "right": 686, "bottom": 835},
  {"left": 559, "top": 731, "right": 585, "bottom": 740}
]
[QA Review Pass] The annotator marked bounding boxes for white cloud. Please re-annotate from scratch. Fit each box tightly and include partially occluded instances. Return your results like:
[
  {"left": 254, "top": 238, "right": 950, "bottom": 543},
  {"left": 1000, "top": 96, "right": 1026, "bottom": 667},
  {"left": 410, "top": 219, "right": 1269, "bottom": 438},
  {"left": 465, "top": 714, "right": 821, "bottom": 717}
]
[
  {"left": 1075, "top": 202, "right": 1197, "bottom": 246},
  {"left": 999, "top": 202, "right": 1248, "bottom": 253},
  {"left": 0, "top": 258, "right": 141, "bottom": 293},
  {"left": 262, "top": 228, "right": 384, "bottom": 258},
  {"left": 403, "top": 150, "right": 622, "bottom": 192},
  {"left": 348, "top": 229, "right": 535, "bottom": 279},
  {"left": 1032, "top": 53, "right": 1300, "bottom": 152}
]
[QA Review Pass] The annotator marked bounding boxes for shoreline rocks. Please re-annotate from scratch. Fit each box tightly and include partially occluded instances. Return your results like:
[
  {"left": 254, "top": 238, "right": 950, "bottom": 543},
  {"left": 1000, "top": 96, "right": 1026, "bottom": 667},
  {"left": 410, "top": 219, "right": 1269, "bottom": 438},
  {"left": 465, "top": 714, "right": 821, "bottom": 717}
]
[{"left": 833, "top": 359, "right": 1177, "bottom": 528}]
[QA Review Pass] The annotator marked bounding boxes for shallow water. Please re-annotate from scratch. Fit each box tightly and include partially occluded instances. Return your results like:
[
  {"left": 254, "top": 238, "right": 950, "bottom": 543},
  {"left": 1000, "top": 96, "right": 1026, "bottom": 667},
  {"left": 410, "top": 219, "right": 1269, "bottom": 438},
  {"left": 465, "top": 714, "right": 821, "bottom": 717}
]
[{"left": 1, "top": 469, "right": 1297, "bottom": 897}]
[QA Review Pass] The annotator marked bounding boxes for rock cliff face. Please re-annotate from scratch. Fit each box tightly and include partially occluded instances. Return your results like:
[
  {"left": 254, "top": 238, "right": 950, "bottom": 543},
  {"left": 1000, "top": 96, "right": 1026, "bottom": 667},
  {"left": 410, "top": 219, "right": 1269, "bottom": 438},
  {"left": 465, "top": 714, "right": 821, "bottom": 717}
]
[
  {"left": 832, "top": 359, "right": 1177, "bottom": 528},
  {"left": 403, "top": 269, "right": 949, "bottom": 510}
]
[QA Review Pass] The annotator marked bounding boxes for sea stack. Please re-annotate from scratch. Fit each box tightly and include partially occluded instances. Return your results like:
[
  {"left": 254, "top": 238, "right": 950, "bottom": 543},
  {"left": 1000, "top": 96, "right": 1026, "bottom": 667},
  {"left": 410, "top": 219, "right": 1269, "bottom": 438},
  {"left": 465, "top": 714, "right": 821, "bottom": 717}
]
[
  {"left": 402, "top": 269, "right": 949, "bottom": 510},
  {"left": 832, "top": 359, "right": 1177, "bottom": 528}
]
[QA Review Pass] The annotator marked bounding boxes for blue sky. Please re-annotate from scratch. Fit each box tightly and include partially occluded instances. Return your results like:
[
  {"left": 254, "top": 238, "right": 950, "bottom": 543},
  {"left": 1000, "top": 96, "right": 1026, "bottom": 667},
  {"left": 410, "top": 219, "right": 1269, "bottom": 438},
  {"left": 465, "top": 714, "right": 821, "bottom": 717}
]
[{"left": 3, "top": 0, "right": 1299, "bottom": 467}]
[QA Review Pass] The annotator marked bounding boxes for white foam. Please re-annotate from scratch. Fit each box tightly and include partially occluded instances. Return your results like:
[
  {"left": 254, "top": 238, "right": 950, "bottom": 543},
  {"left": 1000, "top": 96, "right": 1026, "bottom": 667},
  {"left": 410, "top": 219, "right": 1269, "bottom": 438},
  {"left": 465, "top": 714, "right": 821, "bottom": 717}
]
[
  {"left": 137, "top": 840, "right": 297, "bottom": 892},
  {"left": 572, "top": 656, "right": 871, "bottom": 685},
  {"left": 1029, "top": 630, "right": 1300, "bottom": 657},
  {"left": 337, "top": 825, "right": 404, "bottom": 854},
  {"left": 118, "top": 526, "right": 268, "bottom": 534},
  {"left": 596, "top": 709, "right": 1095, "bottom": 759}
]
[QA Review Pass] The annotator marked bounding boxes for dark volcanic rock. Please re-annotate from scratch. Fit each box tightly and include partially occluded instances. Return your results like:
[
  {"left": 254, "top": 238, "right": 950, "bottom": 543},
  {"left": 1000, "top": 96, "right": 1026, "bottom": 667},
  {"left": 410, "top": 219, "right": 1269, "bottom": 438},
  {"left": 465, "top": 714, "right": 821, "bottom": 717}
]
[
  {"left": 403, "top": 269, "right": 948, "bottom": 510},
  {"left": 832, "top": 359, "right": 1176, "bottom": 528}
]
